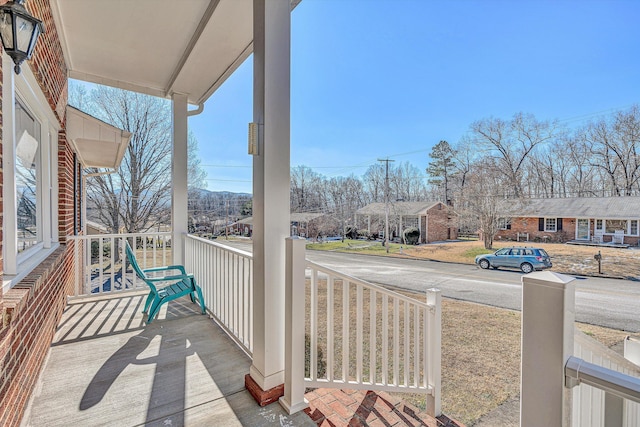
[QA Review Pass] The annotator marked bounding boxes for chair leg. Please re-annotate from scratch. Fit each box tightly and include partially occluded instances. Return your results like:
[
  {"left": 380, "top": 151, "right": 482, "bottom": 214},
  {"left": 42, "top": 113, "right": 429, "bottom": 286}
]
[
  {"left": 147, "top": 297, "right": 163, "bottom": 323},
  {"left": 196, "top": 286, "right": 206, "bottom": 314},
  {"left": 143, "top": 291, "right": 154, "bottom": 314}
]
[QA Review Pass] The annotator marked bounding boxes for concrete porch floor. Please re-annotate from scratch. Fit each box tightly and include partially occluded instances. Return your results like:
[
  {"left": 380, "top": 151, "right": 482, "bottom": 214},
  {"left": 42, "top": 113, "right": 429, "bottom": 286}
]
[{"left": 23, "top": 292, "right": 315, "bottom": 427}]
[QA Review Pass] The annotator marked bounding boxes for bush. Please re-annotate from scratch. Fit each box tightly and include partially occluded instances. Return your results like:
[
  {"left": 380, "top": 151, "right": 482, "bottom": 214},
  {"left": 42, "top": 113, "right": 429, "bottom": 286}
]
[
  {"left": 356, "top": 229, "right": 372, "bottom": 240},
  {"left": 345, "top": 226, "right": 358, "bottom": 240},
  {"left": 403, "top": 227, "right": 420, "bottom": 245}
]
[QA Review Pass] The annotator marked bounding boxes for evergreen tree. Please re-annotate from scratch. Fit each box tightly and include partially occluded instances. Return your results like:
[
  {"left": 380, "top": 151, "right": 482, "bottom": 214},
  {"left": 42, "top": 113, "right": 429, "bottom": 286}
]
[{"left": 426, "top": 140, "right": 456, "bottom": 203}]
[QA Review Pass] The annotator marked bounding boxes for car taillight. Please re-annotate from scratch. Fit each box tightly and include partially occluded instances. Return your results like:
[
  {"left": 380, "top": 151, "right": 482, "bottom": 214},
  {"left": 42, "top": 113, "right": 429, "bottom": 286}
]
[{"left": 536, "top": 256, "right": 542, "bottom": 261}]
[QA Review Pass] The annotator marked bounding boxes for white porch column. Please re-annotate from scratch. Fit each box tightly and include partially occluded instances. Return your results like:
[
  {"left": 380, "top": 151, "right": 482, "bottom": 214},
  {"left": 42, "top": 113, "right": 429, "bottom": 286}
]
[
  {"left": 171, "top": 93, "right": 188, "bottom": 265},
  {"left": 247, "top": 0, "right": 291, "bottom": 405},
  {"left": 520, "top": 271, "right": 575, "bottom": 427}
]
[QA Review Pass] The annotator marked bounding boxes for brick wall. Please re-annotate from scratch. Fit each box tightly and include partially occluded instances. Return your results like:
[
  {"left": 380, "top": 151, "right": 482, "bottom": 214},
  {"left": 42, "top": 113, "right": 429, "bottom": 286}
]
[
  {"left": 0, "top": 0, "right": 77, "bottom": 425},
  {"left": 424, "top": 203, "right": 458, "bottom": 243},
  {"left": 496, "top": 217, "right": 574, "bottom": 243}
]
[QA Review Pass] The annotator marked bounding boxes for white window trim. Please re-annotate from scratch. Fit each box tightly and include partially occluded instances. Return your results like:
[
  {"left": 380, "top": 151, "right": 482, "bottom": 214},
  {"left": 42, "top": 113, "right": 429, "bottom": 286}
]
[
  {"left": 544, "top": 217, "right": 557, "bottom": 232},
  {"left": 2, "top": 54, "right": 60, "bottom": 291}
]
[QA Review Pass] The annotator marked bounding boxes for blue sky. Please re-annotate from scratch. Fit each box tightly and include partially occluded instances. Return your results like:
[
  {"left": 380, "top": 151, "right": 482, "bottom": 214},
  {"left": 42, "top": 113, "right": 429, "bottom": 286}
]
[{"left": 189, "top": 0, "right": 640, "bottom": 194}]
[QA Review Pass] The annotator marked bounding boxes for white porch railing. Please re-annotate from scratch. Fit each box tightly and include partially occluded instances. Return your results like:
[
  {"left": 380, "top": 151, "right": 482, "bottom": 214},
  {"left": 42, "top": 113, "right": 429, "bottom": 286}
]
[
  {"left": 281, "top": 237, "right": 442, "bottom": 416},
  {"left": 184, "top": 234, "right": 253, "bottom": 356},
  {"left": 520, "top": 271, "right": 640, "bottom": 427},
  {"left": 68, "top": 233, "right": 172, "bottom": 296},
  {"left": 569, "top": 332, "right": 640, "bottom": 427}
]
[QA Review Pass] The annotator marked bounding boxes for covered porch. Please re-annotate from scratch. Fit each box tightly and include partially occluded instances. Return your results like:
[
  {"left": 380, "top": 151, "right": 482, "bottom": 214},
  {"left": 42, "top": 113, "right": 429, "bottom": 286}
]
[{"left": 24, "top": 292, "right": 314, "bottom": 426}]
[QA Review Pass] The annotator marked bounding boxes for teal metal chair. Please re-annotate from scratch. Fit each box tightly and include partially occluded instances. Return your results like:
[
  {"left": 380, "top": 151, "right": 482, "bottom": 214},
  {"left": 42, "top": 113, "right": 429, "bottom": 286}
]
[{"left": 125, "top": 240, "right": 206, "bottom": 323}]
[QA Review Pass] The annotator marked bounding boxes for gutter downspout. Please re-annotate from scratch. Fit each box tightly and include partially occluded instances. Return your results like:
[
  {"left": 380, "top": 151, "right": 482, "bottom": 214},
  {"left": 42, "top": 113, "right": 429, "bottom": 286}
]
[{"left": 187, "top": 103, "right": 204, "bottom": 117}]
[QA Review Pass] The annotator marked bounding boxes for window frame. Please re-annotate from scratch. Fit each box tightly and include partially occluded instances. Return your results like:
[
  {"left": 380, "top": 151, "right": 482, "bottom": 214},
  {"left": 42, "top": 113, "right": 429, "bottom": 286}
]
[
  {"left": 544, "top": 217, "right": 557, "bottom": 232},
  {"left": 3, "top": 54, "right": 60, "bottom": 290}
]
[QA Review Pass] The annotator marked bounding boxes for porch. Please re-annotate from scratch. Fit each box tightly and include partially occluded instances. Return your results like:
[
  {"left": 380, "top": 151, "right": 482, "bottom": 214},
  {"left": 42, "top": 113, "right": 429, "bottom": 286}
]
[{"left": 24, "top": 292, "right": 315, "bottom": 426}]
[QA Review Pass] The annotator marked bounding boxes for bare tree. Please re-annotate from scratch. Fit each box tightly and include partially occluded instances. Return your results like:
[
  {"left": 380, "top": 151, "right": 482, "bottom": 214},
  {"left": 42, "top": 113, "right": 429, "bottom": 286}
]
[
  {"left": 470, "top": 113, "right": 557, "bottom": 197},
  {"left": 291, "top": 165, "right": 325, "bottom": 213},
  {"left": 71, "top": 84, "right": 206, "bottom": 233},
  {"left": 463, "top": 157, "right": 512, "bottom": 249},
  {"left": 586, "top": 105, "right": 640, "bottom": 196}
]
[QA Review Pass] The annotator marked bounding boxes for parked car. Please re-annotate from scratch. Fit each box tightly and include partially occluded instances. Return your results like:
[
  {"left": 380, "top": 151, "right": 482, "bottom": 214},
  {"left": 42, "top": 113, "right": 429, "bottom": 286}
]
[{"left": 475, "top": 246, "right": 552, "bottom": 273}]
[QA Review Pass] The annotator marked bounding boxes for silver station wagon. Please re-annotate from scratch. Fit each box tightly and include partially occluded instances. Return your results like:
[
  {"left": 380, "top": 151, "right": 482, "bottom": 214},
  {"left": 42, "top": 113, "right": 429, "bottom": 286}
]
[{"left": 475, "top": 247, "right": 552, "bottom": 273}]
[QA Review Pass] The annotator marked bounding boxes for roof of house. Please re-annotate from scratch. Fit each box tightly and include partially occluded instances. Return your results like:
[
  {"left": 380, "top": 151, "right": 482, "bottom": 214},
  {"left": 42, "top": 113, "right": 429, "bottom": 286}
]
[
  {"left": 356, "top": 201, "right": 445, "bottom": 216},
  {"left": 506, "top": 196, "right": 640, "bottom": 219}
]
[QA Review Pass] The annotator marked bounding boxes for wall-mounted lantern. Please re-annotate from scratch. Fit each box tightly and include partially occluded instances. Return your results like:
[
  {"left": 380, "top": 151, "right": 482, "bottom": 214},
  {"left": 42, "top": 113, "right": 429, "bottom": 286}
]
[{"left": 0, "top": 0, "right": 44, "bottom": 74}]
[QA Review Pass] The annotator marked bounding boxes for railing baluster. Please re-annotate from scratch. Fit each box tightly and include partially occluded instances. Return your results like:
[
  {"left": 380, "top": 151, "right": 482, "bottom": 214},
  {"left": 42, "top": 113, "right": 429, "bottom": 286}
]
[
  {"left": 356, "top": 283, "right": 363, "bottom": 383},
  {"left": 393, "top": 298, "right": 399, "bottom": 386},
  {"left": 110, "top": 237, "right": 115, "bottom": 291},
  {"left": 370, "top": 289, "right": 376, "bottom": 385},
  {"left": 99, "top": 237, "right": 104, "bottom": 293},
  {"left": 404, "top": 300, "right": 410, "bottom": 387},
  {"left": 382, "top": 293, "right": 388, "bottom": 385},
  {"left": 414, "top": 303, "right": 419, "bottom": 388},
  {"left": 310, "top": 268, "right": 318, "bottom": 380},
  {"left": 342, "top": 280, "right": 349, "bottom": 382},
  {"left": 327, "top": 276, "right": 334, "bottom": 382}
]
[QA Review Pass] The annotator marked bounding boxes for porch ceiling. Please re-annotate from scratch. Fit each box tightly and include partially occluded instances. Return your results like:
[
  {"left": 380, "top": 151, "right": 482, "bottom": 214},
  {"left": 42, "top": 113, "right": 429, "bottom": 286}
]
[{"left": 50, "top": 0, "right": 298, "bottom": 106}]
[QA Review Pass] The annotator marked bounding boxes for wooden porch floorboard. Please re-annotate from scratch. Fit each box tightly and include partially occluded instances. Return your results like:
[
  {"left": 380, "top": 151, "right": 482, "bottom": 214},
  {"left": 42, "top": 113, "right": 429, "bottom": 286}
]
[{"left": 23, "top": 292, "right": 315, "bottom": 427}]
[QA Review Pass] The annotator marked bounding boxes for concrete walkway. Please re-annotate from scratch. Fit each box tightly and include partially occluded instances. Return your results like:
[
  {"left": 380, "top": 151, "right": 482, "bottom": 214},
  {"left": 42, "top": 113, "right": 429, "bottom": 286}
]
[{"left": 23, "top": 292, "right": 314, "bottom": 427}]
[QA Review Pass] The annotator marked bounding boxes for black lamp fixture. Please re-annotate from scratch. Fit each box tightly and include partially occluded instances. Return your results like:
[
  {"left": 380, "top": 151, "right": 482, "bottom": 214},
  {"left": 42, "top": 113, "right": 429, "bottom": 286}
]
[{"left": 0, "top": 0, "right": 43, "bottom": 74}]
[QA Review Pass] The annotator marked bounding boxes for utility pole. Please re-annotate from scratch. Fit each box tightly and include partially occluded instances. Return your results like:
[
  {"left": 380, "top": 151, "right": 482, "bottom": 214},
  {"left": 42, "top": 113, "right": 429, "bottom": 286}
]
[{"left": 378, "top": 158, "right": 395, "bottom": 253}]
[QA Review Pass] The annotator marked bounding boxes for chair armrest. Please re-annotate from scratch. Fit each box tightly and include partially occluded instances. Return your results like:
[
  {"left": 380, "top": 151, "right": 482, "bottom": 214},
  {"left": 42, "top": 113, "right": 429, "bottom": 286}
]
[
  {"left": 146, "top": 273, "right": 194, "bottom": 283},
  {"left": 143, "top": 265, "right": 187, "bottom": 275}
]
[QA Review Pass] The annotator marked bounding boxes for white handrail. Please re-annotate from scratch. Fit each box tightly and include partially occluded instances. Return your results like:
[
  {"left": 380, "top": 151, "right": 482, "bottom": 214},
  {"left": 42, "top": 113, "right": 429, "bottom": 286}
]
[{"left": 566, "top": 356, "right": 640, "bottom": 404}]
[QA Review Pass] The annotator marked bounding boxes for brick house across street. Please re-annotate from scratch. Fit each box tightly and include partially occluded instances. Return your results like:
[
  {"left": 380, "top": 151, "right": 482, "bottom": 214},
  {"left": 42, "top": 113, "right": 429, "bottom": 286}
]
[
  {"left": 495, "top": 196, "right": 640, "bottom": 245},
  {"left": 356, "top": 201, "right": 458, "bottom": 243}
]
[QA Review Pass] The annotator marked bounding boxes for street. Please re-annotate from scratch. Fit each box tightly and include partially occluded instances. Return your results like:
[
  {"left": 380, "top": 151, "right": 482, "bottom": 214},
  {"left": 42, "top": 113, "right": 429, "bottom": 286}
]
[{"left": 221, "top": 240, "right": 640, "bottom": 332}]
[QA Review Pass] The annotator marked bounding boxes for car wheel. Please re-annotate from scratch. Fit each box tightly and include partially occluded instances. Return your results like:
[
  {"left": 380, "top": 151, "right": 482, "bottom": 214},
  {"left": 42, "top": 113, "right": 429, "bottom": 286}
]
[
  {"left": 520, "top": 262, "right": 533, "bottom": 274},
  {"left": 479, "top": 259, "right": 490, "bottom": 269}
]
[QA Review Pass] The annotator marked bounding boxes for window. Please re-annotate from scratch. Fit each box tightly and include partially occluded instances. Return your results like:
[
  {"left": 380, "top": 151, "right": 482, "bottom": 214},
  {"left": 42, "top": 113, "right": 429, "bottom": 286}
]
[
  {"left": 15, "top": 99, "right": 41, "bottom": 253},
  {"left": 605, "top": 219, "right": 627, "bottom": 234},
  {"left": 545, "top": 217, "right": 557, "bottom": 232},
  {"left": 595, "top": 219, "right": 603, "bottom": 230},
  {"left": 3, "top": 61, "right": 59, "bottom": 286},
  {"left": 497, "top": 217, "right": 511, "bottom": 230},
  {"left": 631, "top": 220, "right": 638, "bottom": 236},
  {"left": 404, "top": 217, "right": 419, "bottom": 229}
]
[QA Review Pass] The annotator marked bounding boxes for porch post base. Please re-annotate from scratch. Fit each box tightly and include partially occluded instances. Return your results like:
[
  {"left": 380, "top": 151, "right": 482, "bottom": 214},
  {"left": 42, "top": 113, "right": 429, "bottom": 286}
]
[{"left": 245, "top": 374, "right": 284, "bottom": 407}]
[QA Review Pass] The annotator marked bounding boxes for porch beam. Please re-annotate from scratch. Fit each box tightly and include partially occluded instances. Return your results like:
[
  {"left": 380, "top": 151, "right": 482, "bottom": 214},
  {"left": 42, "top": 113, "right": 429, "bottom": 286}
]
[
  {"left": 171, "top": 93, "right": 188, "bottom": 265},
  {"left": 248, "top": 0, "right": 291, "bottom": 404}
]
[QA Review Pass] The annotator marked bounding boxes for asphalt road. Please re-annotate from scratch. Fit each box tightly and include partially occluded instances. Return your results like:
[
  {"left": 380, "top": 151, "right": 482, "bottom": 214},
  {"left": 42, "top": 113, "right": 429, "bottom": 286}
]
[{"left": 220, "top": 240, "right": 640, "bottom": 332}]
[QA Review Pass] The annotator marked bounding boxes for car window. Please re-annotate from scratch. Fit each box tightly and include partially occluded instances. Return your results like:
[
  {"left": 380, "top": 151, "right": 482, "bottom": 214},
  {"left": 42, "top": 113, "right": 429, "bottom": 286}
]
[
  {"left": 495, "top": 248, "right": 509, "bottom": 255},
  {"left": 523, "top": 249, "right": 534, "bottom": 255},
  {"left": 538, "top": 249, "right": 549, "bottom": 257},
  {"left": 510, "top": 249, "right": 521, "bottom": 256}
]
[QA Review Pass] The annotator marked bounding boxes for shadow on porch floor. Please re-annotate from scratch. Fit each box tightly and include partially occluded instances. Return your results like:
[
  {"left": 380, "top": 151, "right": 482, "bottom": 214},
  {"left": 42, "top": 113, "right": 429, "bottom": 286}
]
[{"left": 24, "top": 292, "right": 314, "bottom": 427}]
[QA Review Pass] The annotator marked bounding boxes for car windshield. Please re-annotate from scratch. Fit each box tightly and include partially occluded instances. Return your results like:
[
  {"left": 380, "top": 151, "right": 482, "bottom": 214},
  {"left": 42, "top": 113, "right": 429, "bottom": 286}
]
[
  {"left": 495, "top": 248, "right": 510, "bottom": 255},
  {"left": 538, "top": 249, "right": 549, "bottom": 257}
]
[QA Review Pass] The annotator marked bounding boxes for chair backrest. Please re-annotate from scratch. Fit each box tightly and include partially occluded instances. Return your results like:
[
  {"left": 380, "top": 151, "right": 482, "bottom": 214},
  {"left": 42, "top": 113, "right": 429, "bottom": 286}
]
[{"left": 125, "top": 240, "right": 149, "bottom": 282}]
